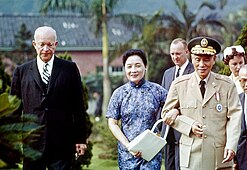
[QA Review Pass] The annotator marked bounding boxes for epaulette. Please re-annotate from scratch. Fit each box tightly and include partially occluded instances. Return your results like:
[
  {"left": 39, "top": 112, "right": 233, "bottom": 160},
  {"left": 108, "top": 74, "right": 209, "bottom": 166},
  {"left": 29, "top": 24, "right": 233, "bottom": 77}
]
[
  {"left": 213, "top": 73, "right": 232, "bottom": 83},
  {"left": 173, "top": 74, "right": 191, "bottom": 84}
]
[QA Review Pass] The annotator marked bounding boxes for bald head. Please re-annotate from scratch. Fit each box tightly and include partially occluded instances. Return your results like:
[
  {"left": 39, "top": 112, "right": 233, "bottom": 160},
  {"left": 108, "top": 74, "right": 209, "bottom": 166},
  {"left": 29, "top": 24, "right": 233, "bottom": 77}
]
[
  {"left": 34, "top": 26, "right": 57, "bottom": 41},
  {"left": 239, "top": 65, "right": 247, "bottom": 93},
  {"left": 239, "top": 65, "right": 247, "bottom": 79}
]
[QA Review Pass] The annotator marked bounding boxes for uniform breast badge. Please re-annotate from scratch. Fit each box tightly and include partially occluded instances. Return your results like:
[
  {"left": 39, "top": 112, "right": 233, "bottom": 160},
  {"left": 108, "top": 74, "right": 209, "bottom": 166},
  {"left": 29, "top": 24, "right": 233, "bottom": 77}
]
[{"left": 215, "top": 92, "right": 222, "bottom": 112}]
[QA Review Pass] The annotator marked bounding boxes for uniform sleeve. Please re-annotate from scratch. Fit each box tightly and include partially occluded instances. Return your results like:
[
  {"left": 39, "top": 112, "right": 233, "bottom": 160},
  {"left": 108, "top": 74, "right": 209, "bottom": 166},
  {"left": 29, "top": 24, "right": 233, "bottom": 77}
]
[
  {"left": 225, "top": 82, "right": 242, "bottom": 152},
  {"left": 161, "top": 81, "right": 196, "bottom": 136}
]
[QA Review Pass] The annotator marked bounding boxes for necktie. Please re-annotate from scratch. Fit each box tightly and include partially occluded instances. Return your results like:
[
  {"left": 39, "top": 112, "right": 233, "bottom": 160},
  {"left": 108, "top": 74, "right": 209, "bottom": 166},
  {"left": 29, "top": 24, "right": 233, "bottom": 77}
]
[
  {"left": 42, "top": 63, "right": 50, "bottom": 85},
  {"left": 200, "top": 80, "right": 206, "bottom": 98},
  {"left": 176, "top": 67, "right": 181, "bottom": 78}
]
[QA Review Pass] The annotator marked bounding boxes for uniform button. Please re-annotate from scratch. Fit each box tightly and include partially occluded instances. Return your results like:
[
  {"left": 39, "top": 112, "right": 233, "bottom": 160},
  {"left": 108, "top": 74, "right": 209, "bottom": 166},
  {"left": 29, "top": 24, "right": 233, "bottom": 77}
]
[
  {"left": 203, "top": 125, "right": 206, "bottom": 128},
  {"left": 45, "top": 108, "right": 48, "bottom": 111},
  {"left": 202, "top": 115, "right": 206, "bottom": 119},
  {"left": 204, "top": 135, "right": 207, "bottom": 138}
]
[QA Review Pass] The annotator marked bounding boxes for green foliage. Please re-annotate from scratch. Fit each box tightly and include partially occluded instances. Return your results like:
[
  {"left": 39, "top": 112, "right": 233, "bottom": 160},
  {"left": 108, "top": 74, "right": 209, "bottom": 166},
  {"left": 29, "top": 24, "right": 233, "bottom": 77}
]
[
  {"left": 235, "top": 23, "right": 247, "bottom": 50},
  {"left": 0, "top": 59, "right": 11, "bottom": 94},
  {"left": 0, "top": 93, "right": 20, "bottom": 117},
  {"left": 90, "top": 118, "right": 118, "bottom": 160},
  {"left": 214, "top": 61, "right": 231, "bottom": 76},
  {"left": 57, "top": 51, "right": 72, "bottom": 61},
  {"left": 0, "top": 93, "right": 42, "bottom": 168},
  {"left": 14, "top": 23, "right": 33, "bottom": 52},
  {"left": 40, "top": 0, "right": 90, "bottom": 14},
  {"left": 12, "top": 23, "right": 35, "bottom": 64},
  {"left": 83, "top": 73, "right": 125, "bottom": 97}
]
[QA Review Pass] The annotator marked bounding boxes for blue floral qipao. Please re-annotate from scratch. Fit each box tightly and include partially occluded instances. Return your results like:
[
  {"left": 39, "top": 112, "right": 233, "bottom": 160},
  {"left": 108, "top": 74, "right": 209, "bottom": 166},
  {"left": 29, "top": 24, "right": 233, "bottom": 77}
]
[{"left": 106, "top": 79, "right": 167, "bottom": 170}]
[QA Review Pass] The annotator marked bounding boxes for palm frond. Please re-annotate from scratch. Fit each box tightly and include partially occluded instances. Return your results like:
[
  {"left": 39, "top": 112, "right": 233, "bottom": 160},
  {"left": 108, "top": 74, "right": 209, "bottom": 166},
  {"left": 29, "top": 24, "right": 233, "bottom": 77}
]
[
  {"left": 114, "top": 13, "right": 147, "bottom": 31},
  {"left": 198, "top": 2, "right": 216, "bottom": 11}
]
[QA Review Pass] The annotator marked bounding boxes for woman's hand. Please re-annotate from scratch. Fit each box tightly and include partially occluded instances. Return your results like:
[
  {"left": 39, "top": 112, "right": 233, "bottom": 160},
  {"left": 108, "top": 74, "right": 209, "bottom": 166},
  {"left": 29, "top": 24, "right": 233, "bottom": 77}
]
[{"left": 129, "top": 150, "right": 142, "bottom": 158}]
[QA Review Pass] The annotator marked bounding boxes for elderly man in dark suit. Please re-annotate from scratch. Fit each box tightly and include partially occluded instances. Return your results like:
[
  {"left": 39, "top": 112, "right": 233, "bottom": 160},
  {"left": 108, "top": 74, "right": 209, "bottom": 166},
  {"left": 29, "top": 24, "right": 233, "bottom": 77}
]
[
  {"left": 237, "top": 64, "right": 247, "bottom": 170},
  {"left": 161, "top": 38, "right": 194, "bottom": 170},
  {"left": 10, "top": 26, "right": 87, "bottom": 170}
]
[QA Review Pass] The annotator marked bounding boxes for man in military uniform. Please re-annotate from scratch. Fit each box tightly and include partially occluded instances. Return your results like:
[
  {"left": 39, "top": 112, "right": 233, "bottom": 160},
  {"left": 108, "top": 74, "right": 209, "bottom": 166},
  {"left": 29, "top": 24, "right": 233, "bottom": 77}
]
[{"left": 161, "top": 37, "right": 242, "bottom": 170}]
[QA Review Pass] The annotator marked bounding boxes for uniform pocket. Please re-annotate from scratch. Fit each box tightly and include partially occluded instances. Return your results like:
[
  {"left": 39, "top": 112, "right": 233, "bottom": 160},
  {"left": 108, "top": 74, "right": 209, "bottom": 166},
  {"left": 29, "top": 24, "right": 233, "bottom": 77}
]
[
  {"left": 180, "top": 100, "right": 197, "bottom": 109},
  {"left": 179, "top": 135, "right": 194, "bottom": 167},
  {"left": 180, "top": 100, "right": 197, "bottom": 118},
  {"left": 215, "top": 146, "right": 233, "bottom": 169}
]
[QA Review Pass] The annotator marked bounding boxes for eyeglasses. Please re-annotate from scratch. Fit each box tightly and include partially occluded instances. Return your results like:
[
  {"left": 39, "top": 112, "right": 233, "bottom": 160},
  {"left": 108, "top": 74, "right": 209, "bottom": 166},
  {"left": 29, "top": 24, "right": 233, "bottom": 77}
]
[{"left": 35, "top": 41, "right": 56, "bottom": 49}]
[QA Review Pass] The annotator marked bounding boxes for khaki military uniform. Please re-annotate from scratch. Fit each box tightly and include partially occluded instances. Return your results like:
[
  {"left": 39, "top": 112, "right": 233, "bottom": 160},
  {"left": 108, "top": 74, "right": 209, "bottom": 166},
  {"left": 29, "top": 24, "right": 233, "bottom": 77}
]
[{"left": 162, "top": 72, "right": 242, "bottom": 170}]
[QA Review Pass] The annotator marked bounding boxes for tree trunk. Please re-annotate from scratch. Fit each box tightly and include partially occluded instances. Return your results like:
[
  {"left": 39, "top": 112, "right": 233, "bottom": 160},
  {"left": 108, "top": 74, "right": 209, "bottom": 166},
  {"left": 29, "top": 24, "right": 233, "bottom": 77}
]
[{"left": 102, "top": 0, "right": 112, "bottom": 114}]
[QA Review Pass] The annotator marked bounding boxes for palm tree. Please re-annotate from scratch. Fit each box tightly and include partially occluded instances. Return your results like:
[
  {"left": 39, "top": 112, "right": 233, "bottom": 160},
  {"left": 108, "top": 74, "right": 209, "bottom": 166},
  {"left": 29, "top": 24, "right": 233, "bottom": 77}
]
[
  {"left": 111, "top": 11, "right": 175, "bottom": 83},
  {"left": 161, "top": 0, "right": 227, "bottom": 41}
]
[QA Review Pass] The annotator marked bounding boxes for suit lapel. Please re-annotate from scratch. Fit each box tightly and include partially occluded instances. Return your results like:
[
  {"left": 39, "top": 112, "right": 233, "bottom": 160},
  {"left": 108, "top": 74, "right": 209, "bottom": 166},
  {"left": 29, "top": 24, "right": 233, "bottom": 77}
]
[
  {"left": 183, "top": 62, "right": 193, "bottom": 75},
  {"left": 47, "top": 57, "right": 60, "bottom": 94},
  {"left": 203, "top": 73, "right": 217, "bottom": 105},
  {"left": 240, "top": 93, "right": 247, "bottom": 131},
  {"left": 190, "top": 73, "right": 202, "bottom": 102},
  {"left": 30, "top": 59, "right": 43, "bottom": 91},
  {"left": 171, "top": 66, "right": 176, "bottom": 80}
]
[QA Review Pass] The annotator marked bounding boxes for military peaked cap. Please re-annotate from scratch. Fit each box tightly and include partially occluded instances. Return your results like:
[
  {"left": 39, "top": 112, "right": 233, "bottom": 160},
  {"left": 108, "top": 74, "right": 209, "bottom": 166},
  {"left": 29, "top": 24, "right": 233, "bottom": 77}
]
[{"left": 188, "top": 37, "right": 221, "bottom": 55}]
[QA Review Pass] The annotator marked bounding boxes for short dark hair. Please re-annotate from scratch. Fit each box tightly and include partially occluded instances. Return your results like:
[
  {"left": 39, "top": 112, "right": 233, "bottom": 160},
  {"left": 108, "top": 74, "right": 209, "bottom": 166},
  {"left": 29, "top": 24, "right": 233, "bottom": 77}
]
[
  {"left": 122, "top": 49, "right": 147, "bottom": 67},
  {"left": 223, "top": 48, "right": 246, "bottom": 65}
]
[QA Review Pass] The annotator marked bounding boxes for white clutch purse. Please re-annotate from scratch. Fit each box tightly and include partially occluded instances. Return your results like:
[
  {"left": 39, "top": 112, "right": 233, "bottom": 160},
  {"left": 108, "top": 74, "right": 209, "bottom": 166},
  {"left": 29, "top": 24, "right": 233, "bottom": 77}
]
[{"left": 127, "top": 119, "right": 170, "bottom": 161}]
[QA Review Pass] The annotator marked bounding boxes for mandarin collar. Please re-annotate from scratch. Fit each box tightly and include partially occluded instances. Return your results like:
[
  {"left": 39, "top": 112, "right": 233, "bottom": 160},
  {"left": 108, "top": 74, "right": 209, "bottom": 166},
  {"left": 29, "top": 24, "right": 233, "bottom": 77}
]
[{"left": 129, "top": 79, "right": 146, "bottom": 88}]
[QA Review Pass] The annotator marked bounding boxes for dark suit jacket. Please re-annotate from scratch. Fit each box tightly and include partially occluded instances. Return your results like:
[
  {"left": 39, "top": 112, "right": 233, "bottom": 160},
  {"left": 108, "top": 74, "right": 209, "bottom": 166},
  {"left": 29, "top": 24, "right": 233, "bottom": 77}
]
[
  {"left": 161, "top": 62, "right": 194, "bottom": 141},
  {"left": 161, "top": 62, "right": 194, "bottom": 91},
  {"left": 237, "top": 93, "right": 247, "bottom": 170},
  {"left": 10, "top": 56, "right": 87, "bottom": 162}
]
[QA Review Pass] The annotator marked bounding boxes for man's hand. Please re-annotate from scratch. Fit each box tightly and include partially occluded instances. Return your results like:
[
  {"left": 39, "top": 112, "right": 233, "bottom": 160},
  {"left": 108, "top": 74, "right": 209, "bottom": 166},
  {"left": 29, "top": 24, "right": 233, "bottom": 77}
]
[
  {"left": 222, "top": 148, "right": 235, "bottom": 163},
  {"left": 163, "top": 109, "right": 179, "bottom": 125},
  {"left": 191, "top": 121, "right": 203, "bottom": 138},
  {"left": 76, "top": 143, "right": 87, "bottom": 156}
]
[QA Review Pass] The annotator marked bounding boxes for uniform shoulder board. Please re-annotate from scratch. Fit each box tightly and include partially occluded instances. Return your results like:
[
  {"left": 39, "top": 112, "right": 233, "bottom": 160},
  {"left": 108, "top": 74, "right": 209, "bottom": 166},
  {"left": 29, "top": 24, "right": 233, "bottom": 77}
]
[
  {"left": 213, "top": 73, "right": 232, "bottom": 83},
  {"left": 174, "top": 74, "right": 191, "bottom": 84}
]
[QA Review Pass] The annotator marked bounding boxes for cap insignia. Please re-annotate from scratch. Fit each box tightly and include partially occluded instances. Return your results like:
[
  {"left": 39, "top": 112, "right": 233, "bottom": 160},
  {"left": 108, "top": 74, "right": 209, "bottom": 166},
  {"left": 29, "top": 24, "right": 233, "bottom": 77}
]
[{"left": 201, "top": 38, "right": 208, "bottom": 47}]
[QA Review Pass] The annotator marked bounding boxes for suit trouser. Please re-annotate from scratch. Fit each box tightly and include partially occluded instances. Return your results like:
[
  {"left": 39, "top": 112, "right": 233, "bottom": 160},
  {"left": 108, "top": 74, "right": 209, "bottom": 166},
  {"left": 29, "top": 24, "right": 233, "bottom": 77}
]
[
  {"left": 23, "top": 157, "right": 72, "bottom": 170},
  {"left": 163, "top": 127, "right": 180, "bottom": 170}
]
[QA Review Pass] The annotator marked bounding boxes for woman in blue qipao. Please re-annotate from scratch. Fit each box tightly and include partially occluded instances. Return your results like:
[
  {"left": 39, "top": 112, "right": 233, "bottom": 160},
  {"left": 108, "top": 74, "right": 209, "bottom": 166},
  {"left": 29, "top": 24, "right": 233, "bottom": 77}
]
[{"left": 106, "top": 49, "right": 168, "bottom": 170}]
